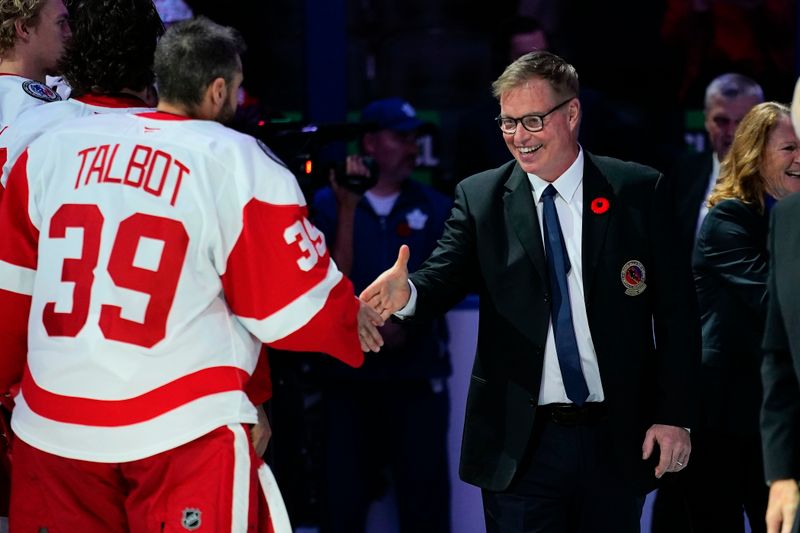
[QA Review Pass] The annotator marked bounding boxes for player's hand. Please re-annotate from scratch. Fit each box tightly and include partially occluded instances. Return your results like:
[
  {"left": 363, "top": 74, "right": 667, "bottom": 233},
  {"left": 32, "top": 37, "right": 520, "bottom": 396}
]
[
  {"left": 359, "top": 245, "right": 411, "bottom": 321},
  {"left": 358, "top": 300, "right": 384, "bottom": 352},
  {"left": 251, "top": 404, "right": 271, "bottom": 458},
  {"left": 766, "top": 479, "right": 800, "bottom": 533},
  {"left": 642, "top": 424, "right": 691, "bottom": 478}
]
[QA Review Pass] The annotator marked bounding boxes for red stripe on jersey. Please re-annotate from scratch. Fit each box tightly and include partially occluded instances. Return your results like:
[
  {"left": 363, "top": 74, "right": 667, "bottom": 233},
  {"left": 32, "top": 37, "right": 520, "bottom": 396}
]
[
  {"left": 0, "top": 289, "right": 31, "bottom": 393},
  {"left": 0, "top": 150, "right": 38, "bottom": 269},
  {"left": 75, "top": 92, "right": 148, "bottom": 108},
  {"left": 0, "top": 146, "right": 7, "bottom": 187},
  {"left": 222, "top": 200, "right": 329, "bottom": 320},
  {"left": 135, "top": 111, "right": 190, "bottom": 121},
  {"left": 268, "top": 277, "right": 363, "bottom": 368},
  {"left": 21, "top": 364, "right": 251, "bottom": 427}
]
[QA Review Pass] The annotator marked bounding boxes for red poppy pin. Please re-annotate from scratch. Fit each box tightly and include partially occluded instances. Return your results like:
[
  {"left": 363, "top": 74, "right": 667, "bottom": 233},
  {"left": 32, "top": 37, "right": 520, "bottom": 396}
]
[
  {"left": 396, "top": 222, "right": 412, "bottom": 237},
  {"left": 590, "top": 196, "right": 610, "bottom": 215}
]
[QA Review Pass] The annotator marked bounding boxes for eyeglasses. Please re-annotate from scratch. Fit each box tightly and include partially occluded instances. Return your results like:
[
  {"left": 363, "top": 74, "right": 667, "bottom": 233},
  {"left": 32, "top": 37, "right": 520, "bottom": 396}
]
[{"left": 495, "top": 98, "right": 573, "bottom": 134}]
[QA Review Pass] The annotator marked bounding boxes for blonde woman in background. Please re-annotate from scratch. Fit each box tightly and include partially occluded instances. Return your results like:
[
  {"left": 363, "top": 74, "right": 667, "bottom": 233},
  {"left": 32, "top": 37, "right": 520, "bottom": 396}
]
[{"left": 687, "top": 101, "right": 800, "bottom": 533}]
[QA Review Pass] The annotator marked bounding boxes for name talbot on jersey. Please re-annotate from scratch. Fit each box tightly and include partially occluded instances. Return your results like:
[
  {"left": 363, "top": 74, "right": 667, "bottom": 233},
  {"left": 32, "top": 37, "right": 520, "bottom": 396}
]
[{"left": 75, "top": 144, "right": 189, "bottom": 206}]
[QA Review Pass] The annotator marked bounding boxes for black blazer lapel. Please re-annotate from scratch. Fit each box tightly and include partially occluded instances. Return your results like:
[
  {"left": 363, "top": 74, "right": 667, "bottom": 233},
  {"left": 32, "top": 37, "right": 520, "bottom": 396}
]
[
  {"left": 503, "top": 164, "right": 547, "bottom": 284},
  {"left": 582, "top": 154, "right": 614, "bottom": 300}
]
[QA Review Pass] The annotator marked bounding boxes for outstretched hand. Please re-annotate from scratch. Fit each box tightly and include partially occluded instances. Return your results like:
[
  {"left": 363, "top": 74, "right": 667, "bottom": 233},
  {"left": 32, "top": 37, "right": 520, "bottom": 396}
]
[
  {"left": 359, "top": 245, "right": 412, "bottom": 321},
  {"left": 251, "top": 404, "right": 272, "bottom": 458}
]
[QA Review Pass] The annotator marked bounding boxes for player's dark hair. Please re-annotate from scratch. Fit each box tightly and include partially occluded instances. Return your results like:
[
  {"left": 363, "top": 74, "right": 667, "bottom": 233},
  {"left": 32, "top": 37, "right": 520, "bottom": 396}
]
[
  {"left": 154, "top": 17, "right": 245, "bottom": 109},
  {"left": 59, "top": 0, "right": 163, "bottom": 95}
]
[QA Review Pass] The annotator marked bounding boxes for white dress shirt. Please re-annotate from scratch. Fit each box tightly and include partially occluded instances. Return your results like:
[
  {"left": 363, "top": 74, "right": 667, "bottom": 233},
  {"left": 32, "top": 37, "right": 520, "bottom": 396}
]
[{"left": 528, "top": 149, "right": 604, "bottom": 405}]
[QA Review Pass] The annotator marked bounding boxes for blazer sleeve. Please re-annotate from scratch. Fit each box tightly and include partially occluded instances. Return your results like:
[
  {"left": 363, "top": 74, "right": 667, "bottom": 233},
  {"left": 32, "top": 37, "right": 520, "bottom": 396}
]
[
  {"left": 651, "top": 170, "right": 702, "bottom": 427},
  {"left": 409, "top": 181, "right": 479, "bottom": 319},
  {"left": 760, "top": 208, "right": 800, "bottom": 482},
  {"left": 694, "top": 201, "right": 768, "bottom": 315}
]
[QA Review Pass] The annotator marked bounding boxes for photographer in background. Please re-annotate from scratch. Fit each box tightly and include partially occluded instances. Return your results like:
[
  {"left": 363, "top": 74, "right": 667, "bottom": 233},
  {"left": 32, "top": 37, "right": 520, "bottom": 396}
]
[{"left": 311, "top": 97, "right": 453, "bottom": 533}]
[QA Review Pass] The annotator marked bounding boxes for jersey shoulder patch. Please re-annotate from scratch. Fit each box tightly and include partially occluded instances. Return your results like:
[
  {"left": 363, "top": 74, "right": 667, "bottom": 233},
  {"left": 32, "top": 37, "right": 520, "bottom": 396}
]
[{"left": 22, "top": 80, "right": 62, "bottom": 103}]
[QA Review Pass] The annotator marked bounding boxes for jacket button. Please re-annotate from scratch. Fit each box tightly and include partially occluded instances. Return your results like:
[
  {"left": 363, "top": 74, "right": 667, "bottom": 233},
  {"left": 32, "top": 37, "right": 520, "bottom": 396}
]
[
  {"left": 543, "top": 293, "right": 550, "bottom": 304},
  {"left": 529, "top": 398, "right": 536, "bottom": 407}
]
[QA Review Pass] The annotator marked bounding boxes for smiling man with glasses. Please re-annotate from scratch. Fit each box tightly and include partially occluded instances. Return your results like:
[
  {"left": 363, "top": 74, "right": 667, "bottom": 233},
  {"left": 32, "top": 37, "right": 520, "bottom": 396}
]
[{"left": 360, "top": 50, "right": 701, "bottom": 533}]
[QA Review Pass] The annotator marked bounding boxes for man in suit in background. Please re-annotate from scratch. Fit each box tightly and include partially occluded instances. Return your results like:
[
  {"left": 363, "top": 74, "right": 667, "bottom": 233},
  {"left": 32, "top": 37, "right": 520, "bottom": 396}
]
[
  {"left": 361, "top": 51, "right": 700, "bottom": 533},
  {"left": 760, "top": 79, "right": 800, "bottom": 533},
  {"left": 672, "top": 73, "right": 764, "bottom": 260}
]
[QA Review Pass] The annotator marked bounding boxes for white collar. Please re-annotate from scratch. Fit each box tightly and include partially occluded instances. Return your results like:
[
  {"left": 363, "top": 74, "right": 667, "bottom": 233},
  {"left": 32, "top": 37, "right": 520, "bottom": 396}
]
[{"left": 528, "top": 146, "right": 584, "bottom": 204}]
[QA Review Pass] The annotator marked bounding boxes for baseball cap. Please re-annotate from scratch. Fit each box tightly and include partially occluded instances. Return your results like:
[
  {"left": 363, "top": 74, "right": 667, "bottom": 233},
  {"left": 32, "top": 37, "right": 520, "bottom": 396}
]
[{"left": 361, "top": 97, "right": 425, "bottom": 132}]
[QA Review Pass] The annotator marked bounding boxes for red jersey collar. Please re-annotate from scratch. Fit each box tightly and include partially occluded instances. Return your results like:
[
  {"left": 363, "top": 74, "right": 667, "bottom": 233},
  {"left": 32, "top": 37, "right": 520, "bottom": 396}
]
[
  {"left": 76, "top": 92, "right": 149, "bottom": 108},
  {"left": 135, "top": 111, "right": 191, "bottom": 121}
]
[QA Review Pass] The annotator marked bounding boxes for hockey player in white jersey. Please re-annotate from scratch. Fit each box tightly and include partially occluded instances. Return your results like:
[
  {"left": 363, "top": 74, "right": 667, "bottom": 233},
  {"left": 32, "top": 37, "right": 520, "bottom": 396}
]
[
  {"left": 0, "top": 17, "right": 384, "bottom": 532},
  {"left": 1, "top": 0, "right": 284, "bottom": 470},
  {"left": 1, "top": 0, "right": 162, "bottom": 184},
  {"left": 0, "top": 0, "right": 70, "bottom": 175}
]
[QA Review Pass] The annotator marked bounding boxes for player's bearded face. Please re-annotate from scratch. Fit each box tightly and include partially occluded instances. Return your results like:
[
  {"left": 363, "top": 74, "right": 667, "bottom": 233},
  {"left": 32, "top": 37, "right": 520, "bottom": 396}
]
[
  {"left": 216, "top": 71, "right": 243, "bottom": 125},
  {"left": 216, "top": 95, "right": 237, "bottom": 125}
]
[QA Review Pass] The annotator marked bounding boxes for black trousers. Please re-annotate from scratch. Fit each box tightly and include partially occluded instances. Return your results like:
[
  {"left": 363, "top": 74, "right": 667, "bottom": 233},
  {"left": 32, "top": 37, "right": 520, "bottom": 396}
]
[{"left": 482, "top": 408, "right": 644, "bottom": 533}]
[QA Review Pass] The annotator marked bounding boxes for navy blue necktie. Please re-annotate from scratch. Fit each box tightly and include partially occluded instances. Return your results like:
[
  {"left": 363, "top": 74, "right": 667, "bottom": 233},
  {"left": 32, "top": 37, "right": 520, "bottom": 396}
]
[{"left": 541, "top": 184, "right": 590, "bottom": 406}]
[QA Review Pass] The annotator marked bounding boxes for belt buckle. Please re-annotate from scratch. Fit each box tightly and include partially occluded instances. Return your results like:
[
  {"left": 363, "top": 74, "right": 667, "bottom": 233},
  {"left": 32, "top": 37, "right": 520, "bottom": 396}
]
[{"left": 550, "top": 405, "right": 580, "bottom": 426}]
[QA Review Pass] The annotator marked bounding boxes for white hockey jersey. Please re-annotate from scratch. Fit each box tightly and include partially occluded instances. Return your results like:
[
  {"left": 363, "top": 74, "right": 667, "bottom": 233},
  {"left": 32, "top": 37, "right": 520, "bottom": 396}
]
[
  {"left": 0, "top": 111, "right": 363, "bottom": 462},
  {"left": 1, "top": 92, "right": 152, "bottom": 187},
  {"left": 0, "top": 74, "right": 61, "bottom": 180}
]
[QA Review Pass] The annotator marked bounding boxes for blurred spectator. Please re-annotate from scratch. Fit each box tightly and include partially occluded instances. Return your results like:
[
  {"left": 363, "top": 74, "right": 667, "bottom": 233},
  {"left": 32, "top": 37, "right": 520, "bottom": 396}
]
[
  {"left": 453, "top": 16, "right": 550, "bottom": 187},
  {"left": 669, "top": 73, "right": 764, "bottom": 263},
  {"left": 661, "top": 0, "right": 794, "bottom": 105},
  {"left": 312, "top": 97, "right": 452, "bottom": 533}
]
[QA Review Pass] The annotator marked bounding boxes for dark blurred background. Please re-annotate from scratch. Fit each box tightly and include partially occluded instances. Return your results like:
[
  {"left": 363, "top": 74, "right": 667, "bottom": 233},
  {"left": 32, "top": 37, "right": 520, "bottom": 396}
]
[{"left": 184, "top": 0, "right": 797, "bottom": 188}]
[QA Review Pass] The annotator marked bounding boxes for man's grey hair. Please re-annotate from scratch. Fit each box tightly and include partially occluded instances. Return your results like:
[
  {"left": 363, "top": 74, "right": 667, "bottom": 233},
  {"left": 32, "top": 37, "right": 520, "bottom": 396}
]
[
  {"left": 492, "top": 50, "right": 579, "bottom": 101},
  {"left": 704, "top": 73, "right": 764, "bottom": 110}
]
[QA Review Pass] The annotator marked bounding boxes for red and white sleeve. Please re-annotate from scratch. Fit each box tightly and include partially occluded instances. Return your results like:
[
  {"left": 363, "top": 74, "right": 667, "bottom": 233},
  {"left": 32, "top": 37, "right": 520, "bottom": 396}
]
[
  {"left": 0, "top": 150, "right": 38, "bottom": 393},
  {"left": 220, "top": 155, "right": 363, "bottom": 368}
]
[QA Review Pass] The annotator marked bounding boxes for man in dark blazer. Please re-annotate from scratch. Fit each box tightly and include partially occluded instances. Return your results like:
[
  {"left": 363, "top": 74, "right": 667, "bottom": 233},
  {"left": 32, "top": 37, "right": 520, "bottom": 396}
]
[
  {"left": 672, "top": 73, "right": 763, "bottom": 261},
  {"left": 361, "top": 51, "right": 701, "bottom": 532},
  {"left": 761, "top": 190, "right": 800, "bottom": 533}
]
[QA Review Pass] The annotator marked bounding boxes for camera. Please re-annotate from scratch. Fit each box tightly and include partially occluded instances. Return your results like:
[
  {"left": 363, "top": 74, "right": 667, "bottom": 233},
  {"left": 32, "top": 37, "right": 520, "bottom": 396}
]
[
  {"left": 235, "top": 116, "right": 379, "bottom": 195},
  {"left": 330, "top": 156, "right": 378, "bottom": 194}
]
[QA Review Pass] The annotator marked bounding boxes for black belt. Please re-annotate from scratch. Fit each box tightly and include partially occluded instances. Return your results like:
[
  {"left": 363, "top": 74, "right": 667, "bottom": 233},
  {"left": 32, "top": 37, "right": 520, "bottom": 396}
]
[{"left": 537, "top": 402, "right": 608, "bottom": 426}]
